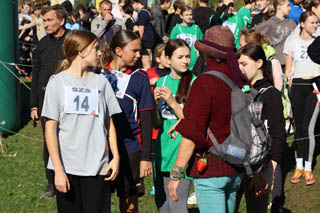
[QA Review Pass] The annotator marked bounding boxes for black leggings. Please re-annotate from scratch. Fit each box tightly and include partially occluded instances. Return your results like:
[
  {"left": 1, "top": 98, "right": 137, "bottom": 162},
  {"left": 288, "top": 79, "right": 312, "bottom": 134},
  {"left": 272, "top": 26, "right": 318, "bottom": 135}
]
[{"left": 290, "top": 78, "right": 319, "bottom": 162}]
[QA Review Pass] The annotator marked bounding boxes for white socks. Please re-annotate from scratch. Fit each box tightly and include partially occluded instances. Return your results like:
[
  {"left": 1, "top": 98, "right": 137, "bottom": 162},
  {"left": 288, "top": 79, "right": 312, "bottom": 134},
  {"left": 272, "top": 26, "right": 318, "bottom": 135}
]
[
  {"left": 296, "top": 158, "right": 303, "bottom": 170},
  {"left": 296, "top": 158, "right": 312, "bottom": 171},
  {"left": 305, "top": 161, "right": 312, "bottom": 172}
]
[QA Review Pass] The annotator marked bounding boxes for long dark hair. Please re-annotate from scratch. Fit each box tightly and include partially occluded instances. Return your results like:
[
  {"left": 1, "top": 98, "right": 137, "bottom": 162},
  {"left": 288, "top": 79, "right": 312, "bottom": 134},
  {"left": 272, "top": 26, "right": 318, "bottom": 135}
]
[
  {"left": 100, "top": 30, "right": 140, "bottom": 70},
  {"left": 240, "top": 43, "right": 273, "bottom": 84},
  {"left": 165, "top": 39, "right": 193, "bottom": 104}
]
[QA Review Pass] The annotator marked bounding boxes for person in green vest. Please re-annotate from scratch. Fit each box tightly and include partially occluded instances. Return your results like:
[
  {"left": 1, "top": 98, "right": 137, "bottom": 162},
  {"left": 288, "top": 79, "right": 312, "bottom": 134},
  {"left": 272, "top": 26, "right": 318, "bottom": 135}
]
[
  {"left": 222, "top": 0, "right": 255, "bottom": 48},
  {"left": 170, "top": 6, "right": 203, "bottom": 70},
  {"left": 153, "top": 39, "right": 196, "bottom": 212}
]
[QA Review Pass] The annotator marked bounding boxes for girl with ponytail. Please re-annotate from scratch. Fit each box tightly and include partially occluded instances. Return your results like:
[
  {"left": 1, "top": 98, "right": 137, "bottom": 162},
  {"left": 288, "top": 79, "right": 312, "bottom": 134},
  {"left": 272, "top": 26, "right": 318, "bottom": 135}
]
[
  {"left": 153, "top": 39, "right": 196, "bottom": 212},
  {"left": 42, "top": 30, "right": 121, "bottom": 212},
  {"left": 284, "top": 11, "right": 320, "bottom": 186},
  {"left": 237, "top": 43, "right": 286, "bottom": 213},
  {"left": 291, "top": 1, "right": 320, "bottom": 36},
  {"left": 131, "top": 0, "right": 155, "bottom": 68},
  {"left": 239, "top": 29, "right": 283, "bottom": 91},
  {"left": 100, "top": 30, "right": 154, "bottom": 213}
]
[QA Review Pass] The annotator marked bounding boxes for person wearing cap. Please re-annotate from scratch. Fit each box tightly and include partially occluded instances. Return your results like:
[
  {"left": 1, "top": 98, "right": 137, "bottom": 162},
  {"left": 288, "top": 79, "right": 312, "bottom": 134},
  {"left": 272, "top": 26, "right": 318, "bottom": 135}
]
[{"left": 167, "top": 26, "right": 249, "bottom": 213}]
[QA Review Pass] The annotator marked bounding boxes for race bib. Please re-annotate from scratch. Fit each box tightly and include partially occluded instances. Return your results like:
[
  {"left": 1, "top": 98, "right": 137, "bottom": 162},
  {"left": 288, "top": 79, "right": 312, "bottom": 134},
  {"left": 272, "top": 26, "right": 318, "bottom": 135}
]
[
  {"left": 65, "top": 86, "right": 98, "bottom": 115},
  {"left": 110, "top": 70, "right": 131, "bottom": 99},
  {"left": 158, "top": 98, "right": 177, "bottom": 120},
  {"left": 295, "top": 44, "right": 311, "bottom": 62},
  {"left": 158, "top": 96, "right": 184, "bottom": 120},
  {"left": 223, "top": 21, "right": 236, "bottom": 34},
  {"left": 177, "top": 33, "right": 197, "bottom": 47}
]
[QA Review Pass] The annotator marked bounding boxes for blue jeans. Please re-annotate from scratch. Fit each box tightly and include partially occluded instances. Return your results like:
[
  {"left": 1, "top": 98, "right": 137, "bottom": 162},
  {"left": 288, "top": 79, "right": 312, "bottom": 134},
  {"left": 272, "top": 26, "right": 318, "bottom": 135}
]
[{"left": 194, "top": 173, "right": 243, "bottom": 213}]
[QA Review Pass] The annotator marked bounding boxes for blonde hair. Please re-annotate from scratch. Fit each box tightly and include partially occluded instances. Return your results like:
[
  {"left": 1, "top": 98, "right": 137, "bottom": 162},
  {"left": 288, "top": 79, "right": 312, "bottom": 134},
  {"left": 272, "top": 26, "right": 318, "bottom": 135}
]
[
  {"left": 152, "top": 43, "right": 166, "bottom": 67},
  {"left": 240, "top": 29, "right": 270, "bottom": 46},
  {"left": 265, "top": 0, "right": 288, "bottom": 17},
  {"left": 56, "top": 30, "right": 97, "bottom": 74}
]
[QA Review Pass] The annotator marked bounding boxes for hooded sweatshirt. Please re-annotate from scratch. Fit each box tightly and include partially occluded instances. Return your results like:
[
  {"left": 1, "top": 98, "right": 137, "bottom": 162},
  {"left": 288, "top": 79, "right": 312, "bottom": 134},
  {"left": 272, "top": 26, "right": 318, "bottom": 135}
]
[{"left": 255, "top": 16, "right": 296, "bottom": 65}]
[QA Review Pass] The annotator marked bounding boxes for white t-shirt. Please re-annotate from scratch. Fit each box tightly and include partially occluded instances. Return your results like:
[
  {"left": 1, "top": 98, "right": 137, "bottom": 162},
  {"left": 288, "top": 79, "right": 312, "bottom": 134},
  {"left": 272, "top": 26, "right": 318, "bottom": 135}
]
[
  {"left": 112, "top": 7, "right": 138, "bottom": 22},
  {"left": 41, "top": 71, "right": 121, "bottom": 176},
  {"left": 283, "top": 33, "right": 320, "bottom": 79}
]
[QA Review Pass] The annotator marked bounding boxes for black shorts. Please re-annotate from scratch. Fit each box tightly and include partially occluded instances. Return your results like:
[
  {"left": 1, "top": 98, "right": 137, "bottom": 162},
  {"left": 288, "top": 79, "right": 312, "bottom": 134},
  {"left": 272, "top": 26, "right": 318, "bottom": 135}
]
[
  {"left": 56, "top": 174, "right": 111, "bottom": 212},
  {"left": 113, "top": 151, "right": 145, "bottom": 198},
  {"left": 141, "top": 40, "right": 154, "bottom": 55}
]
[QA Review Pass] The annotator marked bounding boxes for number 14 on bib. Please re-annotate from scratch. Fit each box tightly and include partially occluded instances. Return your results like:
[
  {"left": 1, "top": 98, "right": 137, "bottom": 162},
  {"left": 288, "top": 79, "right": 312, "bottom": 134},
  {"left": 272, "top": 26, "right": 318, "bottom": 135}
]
[{"left": 65, "top": 86, "right": 98, "bottom": 115}]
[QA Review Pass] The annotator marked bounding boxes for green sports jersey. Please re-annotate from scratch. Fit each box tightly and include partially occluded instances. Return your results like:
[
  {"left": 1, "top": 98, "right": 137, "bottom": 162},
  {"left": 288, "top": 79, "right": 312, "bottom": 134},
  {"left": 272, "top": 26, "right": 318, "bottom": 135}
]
[
  {"left": 170, "top": 24, "right": 203, "bottom": 70},
  {"left": 154, "top": 74, "right": 196, "bottom": 173},
  {"left": 223, "top": 7, "right": 251, "bottom": 49}
]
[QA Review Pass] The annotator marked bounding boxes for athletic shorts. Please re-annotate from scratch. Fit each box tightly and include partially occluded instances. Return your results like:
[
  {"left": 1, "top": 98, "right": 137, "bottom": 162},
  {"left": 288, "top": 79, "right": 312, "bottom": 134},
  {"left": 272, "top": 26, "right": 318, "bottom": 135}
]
[
  {"left": 56, "top": 174, "right": 111, "bottom": 212},
  {"left": 141, "top": 40, "right": 154, "bottom": 55},
  {"left": 113, "top": 151, "right": 145, "bottom": 198}
]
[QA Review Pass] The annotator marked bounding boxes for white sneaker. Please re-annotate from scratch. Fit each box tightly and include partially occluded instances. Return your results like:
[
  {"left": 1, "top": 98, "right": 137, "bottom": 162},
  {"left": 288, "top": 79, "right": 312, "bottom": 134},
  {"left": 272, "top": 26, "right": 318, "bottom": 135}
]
[{"left": 187, "top": 192, "right": 197, "bottom": 205}]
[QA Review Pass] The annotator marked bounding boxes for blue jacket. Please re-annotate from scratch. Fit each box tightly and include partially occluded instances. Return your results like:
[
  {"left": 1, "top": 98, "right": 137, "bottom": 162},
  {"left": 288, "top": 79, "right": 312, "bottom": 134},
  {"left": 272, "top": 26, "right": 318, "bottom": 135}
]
[{"left": 286, "top": 0, "right": 303, "bottom": 24}]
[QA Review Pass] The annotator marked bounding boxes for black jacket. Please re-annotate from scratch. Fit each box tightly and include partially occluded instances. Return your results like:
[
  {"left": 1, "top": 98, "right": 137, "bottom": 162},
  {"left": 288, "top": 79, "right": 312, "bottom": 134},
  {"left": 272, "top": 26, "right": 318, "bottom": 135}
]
[
  {"left": 250, "top": 12, "right": 264, "bottom": 28},
  {"left": 31, "top": 30, "right": 68, "bottom": 108},
  {"left": 253, "top": 78, "right": 286, "bottom": 163},
  {"left": 193, "top": 6, "right": 214, "bottom": 34},
  {"left": 307, "top": 36, "right": 320, "bottom": 64}
]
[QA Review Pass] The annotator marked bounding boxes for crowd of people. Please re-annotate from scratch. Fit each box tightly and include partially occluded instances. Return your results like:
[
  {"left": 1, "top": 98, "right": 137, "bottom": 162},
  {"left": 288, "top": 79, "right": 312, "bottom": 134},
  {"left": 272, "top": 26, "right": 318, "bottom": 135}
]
[{"left": 17, "top": 0, "right": 320, "bottom": 212}]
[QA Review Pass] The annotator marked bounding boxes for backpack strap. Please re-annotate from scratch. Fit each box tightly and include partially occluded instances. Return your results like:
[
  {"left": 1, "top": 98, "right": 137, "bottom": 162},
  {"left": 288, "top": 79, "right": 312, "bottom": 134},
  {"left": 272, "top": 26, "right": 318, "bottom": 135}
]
[
  {"left": 244, "top": 161, "right": 254, "bottom": 178},
  {"left": 207, "top": 127, "right": 226, "bottom": 162},
  {"left": 207, "top": 127, "right": 220, "bottom": 148},
  {"left": 205, "top": 71, "right": 236, "bottom": 153},
  {"left": 178, "top": 24, "right": 183, "bottom": 34},
  {"left": 205, "top": 71, "right": 236, "bottom": 89},
  {"left": 162, "top": 75, "right": 168, "bottom": 87},
  {"left": 254, "top": 86, "right": 274, "bottom": 101},
  {"left": 259, "top": 86, "right": 273, "bottom": 94}
]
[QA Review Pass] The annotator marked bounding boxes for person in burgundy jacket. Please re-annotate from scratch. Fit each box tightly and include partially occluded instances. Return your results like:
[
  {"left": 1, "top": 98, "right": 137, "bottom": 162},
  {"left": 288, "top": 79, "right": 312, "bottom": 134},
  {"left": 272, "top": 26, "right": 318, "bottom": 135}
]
[{"left": 167, "top": 26, "right": 250, "bottom": 213}]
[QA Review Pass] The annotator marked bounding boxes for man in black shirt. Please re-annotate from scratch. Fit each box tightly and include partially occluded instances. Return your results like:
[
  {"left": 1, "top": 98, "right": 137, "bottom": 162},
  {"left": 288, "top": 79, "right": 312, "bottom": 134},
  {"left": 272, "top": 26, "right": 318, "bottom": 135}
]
[
  {"left": 193, "top": 0, "right": 214, "bottom": 34},
  {"left": 30, "top": 4, "right": 68, "bottom": 199}
]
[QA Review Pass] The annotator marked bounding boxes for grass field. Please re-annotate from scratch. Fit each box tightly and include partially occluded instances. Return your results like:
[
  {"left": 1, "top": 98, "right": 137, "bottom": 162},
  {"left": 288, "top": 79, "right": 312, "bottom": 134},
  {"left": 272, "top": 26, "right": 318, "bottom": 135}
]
[
  {"left": 1, "top": 82, "right": 320, "bottom": 212},
  {"left": 1, "top": 120, "right": 320, "bottom": 213}
]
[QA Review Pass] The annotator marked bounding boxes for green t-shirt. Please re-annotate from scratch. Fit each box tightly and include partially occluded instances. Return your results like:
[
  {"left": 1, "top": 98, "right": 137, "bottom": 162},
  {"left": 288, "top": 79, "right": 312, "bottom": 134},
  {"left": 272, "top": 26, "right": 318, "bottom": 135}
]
[
  {"left": 223, "top": 7, "right": 251, "bottom": 49},
  {"left": 170, "top": 24, "right": 203, "bottom": 70},
  {"left": 154, "top": 73, "right": 196, "bottom": 173}
]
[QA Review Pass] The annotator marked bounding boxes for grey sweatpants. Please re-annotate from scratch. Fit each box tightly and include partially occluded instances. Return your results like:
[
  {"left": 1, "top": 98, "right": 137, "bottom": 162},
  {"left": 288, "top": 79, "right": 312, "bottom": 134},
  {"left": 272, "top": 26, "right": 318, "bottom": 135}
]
[{"left": 154, "top": 169, "right": 191, "bottom": 213}]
